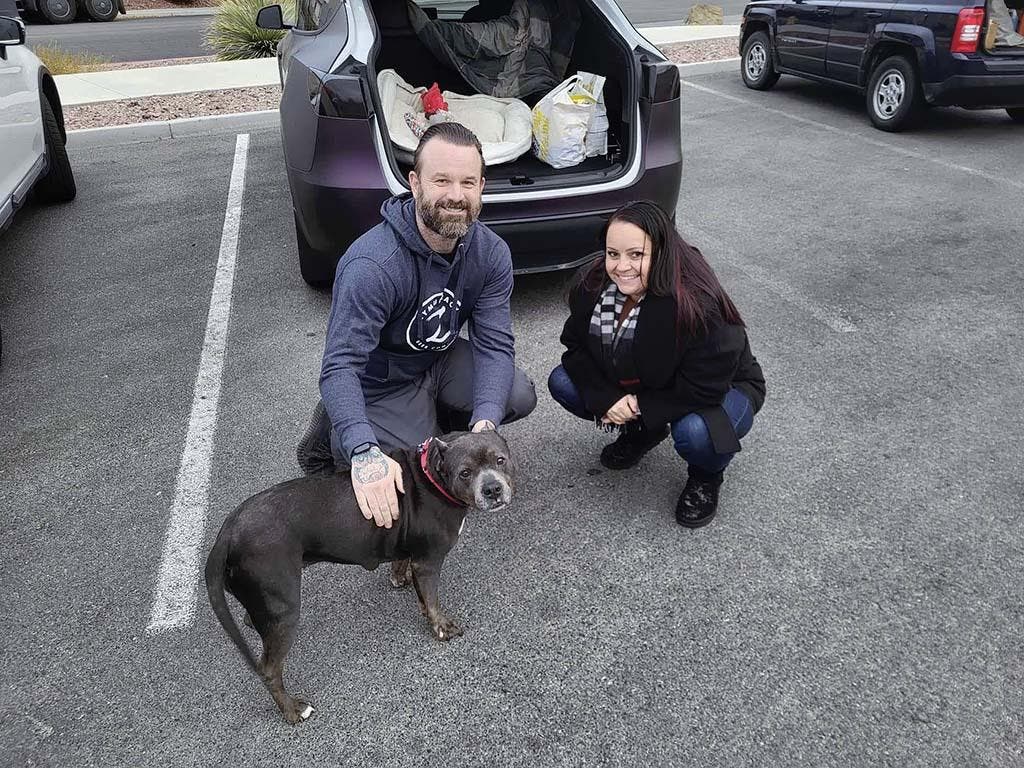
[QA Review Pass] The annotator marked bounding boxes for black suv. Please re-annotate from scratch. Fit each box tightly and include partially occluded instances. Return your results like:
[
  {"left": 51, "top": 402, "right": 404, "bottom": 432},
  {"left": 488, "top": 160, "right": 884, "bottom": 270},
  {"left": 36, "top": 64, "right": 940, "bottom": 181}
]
[{"left": 738, "top": 0, "right": 1024, "bottom": 130}]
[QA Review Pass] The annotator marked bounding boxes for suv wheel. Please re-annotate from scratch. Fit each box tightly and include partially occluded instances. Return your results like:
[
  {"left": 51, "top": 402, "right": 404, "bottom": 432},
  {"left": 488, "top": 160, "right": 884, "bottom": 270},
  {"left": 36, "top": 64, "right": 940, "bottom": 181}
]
[
  {"left": 83, "top": 0, "right": 118, "bottom": 21},
  {"left": 38, "top": 0, "right": 76, "bottom": 23},
  {"left": 741, "top": 31, "right": 780, "bottom": 91},
  {"left": 34, "top": 98, "right": 77, "bottom": 204},
  {"left": 1007, "top": 108, "right": 1024, "bottom": 124},
  {"left": 294, "top": 213, "right": 334, "bottom": 288},
  {"left": 866, "top": 55, "right": 923, "bottom": 132}
]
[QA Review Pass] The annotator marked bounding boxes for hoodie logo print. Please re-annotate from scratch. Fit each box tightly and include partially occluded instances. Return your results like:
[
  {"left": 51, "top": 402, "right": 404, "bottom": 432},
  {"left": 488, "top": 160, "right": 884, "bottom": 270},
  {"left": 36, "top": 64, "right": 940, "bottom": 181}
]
[{"left": 407, "top": 289, "right": 462, "bottom": 351}]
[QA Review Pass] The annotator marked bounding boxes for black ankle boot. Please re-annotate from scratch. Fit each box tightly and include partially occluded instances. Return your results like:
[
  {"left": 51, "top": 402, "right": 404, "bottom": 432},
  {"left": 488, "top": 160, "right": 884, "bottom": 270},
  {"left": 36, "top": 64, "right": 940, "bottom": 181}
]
[
  {"left": 675, "top": 467, "right": 724, "bottom": 528},
  {"left": 599, "top": 422, "right": 669, "bottom": 470}
]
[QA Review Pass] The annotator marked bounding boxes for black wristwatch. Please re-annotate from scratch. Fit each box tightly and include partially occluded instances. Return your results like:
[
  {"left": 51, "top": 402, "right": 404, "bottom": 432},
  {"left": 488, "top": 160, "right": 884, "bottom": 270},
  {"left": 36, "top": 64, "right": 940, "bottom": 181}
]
[{"left": 351, "top": 442, "right": 377, "bottom": 459}]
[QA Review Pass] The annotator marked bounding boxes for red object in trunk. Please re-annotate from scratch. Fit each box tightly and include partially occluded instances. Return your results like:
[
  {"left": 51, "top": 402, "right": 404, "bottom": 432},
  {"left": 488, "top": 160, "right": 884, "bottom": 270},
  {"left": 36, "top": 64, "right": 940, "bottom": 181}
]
[{"left": 421, "top": 83, "right": 449, "bottom": 117}]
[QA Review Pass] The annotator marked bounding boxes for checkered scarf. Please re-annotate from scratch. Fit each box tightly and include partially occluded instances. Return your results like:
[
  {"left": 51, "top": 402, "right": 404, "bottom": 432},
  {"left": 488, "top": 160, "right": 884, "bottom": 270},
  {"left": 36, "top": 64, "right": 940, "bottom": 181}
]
[
  {"left": 589, "top": 283, "right": 642, "bottom": 357},
  {"left": 588, "top": 283, "right": 643, "bottom": 433}
]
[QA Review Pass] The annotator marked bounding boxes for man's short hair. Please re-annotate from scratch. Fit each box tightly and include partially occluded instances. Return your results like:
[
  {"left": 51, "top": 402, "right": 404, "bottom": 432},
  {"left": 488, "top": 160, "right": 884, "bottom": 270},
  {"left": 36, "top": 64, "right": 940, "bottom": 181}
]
[{"left": 413, "top": 122, "right": 486, "bottom": 179}]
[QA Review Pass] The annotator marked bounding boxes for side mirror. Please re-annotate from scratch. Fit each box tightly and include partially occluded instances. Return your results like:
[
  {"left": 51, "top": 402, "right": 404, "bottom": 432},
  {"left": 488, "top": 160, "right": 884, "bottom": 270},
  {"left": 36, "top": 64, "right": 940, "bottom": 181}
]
[
  {"left": 0, "top": 16, "right": 26, "bottom": 46},
  {"left": 256, "top": 4, "right": 292, "bottom": 30}
]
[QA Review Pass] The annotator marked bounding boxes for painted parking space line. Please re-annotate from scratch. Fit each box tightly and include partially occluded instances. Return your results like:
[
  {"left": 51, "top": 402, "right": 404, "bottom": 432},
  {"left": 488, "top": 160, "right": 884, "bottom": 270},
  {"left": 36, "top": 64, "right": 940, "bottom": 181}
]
[
  {"left": 681, "top": 79, "right": 1024, "bottom": 193},
  {"left": 147, "top": 133, "right": 250, "bottom": 634}
]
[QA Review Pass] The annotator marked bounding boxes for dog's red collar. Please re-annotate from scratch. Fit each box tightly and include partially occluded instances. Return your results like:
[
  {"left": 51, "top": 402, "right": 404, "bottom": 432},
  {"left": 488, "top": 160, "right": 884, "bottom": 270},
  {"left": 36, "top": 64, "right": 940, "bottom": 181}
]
[{"left": 418, "top": 438, "right": 465, "bottom": 507}]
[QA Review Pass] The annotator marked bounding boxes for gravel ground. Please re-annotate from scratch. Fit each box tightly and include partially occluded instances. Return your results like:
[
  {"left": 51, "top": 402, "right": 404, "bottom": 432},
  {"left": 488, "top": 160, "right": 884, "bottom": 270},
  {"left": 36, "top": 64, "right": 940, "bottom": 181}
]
[
  {"left": 661, "top": 36, "right": 739, "bottom": 63},
  {"left": 126, "top": 0, "right": 220, "bottom": 9},
  {"left": 63, "top": 38, "right": 738, "bottom": 130},
  {"left": 97, "top": 55, "right": 217, "bottom": 71},
  {"left": 65, "top": 86, "right": 281, "bottom": 129}
]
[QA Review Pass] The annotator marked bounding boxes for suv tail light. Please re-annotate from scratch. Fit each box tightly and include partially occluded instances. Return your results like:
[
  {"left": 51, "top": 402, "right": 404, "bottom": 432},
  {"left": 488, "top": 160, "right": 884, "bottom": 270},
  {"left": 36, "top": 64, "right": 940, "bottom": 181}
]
[
  {"left": 308, "top": 69, "right": 374, "bottom": 119},
  {"left": 951, "top": 7, "right": 986, "bottom": 54}
]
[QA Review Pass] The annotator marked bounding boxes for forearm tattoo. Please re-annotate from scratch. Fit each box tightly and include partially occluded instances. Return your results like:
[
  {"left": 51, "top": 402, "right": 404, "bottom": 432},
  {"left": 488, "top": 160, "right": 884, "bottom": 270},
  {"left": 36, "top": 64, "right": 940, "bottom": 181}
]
[{"left": 352, "top": 447, "right": 388, "bottom": 485}]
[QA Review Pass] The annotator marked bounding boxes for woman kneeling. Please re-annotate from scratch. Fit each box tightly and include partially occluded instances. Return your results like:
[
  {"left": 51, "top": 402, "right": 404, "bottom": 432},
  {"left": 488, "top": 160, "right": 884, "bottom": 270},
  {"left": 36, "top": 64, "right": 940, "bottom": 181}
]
[{"left": 548, "top": 201, "right": 766, "bottom": 528}]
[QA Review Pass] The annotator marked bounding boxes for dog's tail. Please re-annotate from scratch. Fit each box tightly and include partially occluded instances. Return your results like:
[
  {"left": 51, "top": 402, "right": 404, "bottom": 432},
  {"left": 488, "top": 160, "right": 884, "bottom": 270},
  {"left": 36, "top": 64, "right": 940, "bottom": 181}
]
[{"left": 204, "top": 535, "right": 260, "bottom": 675}]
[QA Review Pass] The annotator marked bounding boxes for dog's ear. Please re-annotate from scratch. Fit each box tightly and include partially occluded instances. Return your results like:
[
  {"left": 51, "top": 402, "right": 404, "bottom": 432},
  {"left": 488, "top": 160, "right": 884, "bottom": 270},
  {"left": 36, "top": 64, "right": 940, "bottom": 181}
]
[{"left": 431, "top": 438, "right": 449, "bottom": 476}]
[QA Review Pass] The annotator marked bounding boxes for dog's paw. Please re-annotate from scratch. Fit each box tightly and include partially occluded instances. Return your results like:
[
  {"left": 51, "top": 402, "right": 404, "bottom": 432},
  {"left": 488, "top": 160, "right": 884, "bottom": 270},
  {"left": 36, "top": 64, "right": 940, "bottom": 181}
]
[
  {"left": 432, "top": 617, "right": 464, "bottom": 642},
  {"left": 282, "top": 698, "right": 315, "bottom": 725}
]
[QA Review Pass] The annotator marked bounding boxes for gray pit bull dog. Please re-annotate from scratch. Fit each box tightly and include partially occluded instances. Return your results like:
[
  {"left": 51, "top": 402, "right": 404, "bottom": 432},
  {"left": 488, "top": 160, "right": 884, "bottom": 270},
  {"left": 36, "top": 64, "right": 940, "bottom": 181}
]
[{"left": 205, "top": 430, "right": 514, "bottom": 724}]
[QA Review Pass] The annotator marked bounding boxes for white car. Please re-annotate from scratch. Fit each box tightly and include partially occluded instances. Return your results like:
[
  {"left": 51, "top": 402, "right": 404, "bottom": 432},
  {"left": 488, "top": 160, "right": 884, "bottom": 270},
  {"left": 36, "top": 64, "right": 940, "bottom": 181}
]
[{"left": 1, "top": 9, "right": 76, "bottom": 359}]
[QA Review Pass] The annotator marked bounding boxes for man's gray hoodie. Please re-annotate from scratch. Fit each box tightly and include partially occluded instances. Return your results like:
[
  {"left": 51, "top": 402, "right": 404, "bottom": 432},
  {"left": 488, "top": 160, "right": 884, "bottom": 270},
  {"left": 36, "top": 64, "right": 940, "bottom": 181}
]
[{"left": 320, "top": 195, "right": 515, "bottom": 460}]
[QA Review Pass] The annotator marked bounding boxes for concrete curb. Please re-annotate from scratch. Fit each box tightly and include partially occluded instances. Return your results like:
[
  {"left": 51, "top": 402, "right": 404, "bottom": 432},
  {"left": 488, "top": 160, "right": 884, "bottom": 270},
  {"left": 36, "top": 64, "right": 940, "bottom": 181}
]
[
  {"left": 67, "top": 109, "right": 278, "bottom": 148},
  {"left": 676, "top": 58, "right": 740, "bottom": 77}
]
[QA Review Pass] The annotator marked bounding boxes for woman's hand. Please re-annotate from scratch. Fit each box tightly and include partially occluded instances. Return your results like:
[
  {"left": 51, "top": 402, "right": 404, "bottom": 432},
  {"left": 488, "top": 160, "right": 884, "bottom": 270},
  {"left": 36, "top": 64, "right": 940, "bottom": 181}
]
[{"left": 602, "top": 394, "right": 641, "bottom": 425}]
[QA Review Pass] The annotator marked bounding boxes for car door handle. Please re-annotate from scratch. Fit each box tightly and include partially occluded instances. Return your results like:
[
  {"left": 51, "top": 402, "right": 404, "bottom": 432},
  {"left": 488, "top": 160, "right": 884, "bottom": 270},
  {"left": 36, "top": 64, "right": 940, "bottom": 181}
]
[
  {"left": 816, "top": 8, "right": 831, "bottom": 14},
  {"left": 865, "top": 10, "right": 883, "bottom": 17}
]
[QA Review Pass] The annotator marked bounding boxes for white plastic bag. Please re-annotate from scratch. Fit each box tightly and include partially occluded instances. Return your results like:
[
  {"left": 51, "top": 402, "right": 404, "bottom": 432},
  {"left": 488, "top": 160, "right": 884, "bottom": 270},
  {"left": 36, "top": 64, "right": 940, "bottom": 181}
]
[
  {"left": 576, "top": 71, "right": 609, "bottom": 158},
  {"left": 532, "top": 72, "right": 607, "bottom": 169}
]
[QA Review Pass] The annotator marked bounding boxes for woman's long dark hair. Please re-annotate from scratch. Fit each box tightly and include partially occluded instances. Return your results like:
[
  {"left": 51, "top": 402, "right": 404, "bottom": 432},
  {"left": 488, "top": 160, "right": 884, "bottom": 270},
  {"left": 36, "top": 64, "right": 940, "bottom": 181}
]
[{"left": 573, "top": 200, "right": 744, "bottom": 336}]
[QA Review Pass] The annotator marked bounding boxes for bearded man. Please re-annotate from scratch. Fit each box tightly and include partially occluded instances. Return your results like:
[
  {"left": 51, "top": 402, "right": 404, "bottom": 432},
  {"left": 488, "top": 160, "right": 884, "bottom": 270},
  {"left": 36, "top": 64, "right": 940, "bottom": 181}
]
[{"left": 296, "top": 122, "right": 537, "bottom": 529}]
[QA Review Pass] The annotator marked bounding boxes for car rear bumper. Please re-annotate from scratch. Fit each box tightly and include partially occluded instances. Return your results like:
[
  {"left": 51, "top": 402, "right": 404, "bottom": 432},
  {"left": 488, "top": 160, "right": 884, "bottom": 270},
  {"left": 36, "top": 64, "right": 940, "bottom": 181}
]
[
  {"left": 924, "top": 60, "right": 1024, "bottom": 107},
  {"left": 288, "top": 98, "right": 682, "bottom": 275}
]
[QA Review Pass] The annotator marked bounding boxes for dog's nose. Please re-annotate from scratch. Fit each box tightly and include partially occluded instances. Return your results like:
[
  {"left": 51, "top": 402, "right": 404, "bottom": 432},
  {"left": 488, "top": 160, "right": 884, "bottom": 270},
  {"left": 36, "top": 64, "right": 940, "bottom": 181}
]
[{"left": 481, "top": 481, "right": 503, "bottom": 501}]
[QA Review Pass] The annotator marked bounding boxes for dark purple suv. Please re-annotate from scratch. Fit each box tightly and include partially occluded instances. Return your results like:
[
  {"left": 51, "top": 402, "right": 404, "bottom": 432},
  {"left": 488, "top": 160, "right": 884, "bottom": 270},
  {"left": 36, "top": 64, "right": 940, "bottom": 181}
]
[
  {"left": 256, "top": 0, "right": 681, "bottom": 285},
  {"left": 739, "top": 0, "right": 1024, "bottom": 131}
]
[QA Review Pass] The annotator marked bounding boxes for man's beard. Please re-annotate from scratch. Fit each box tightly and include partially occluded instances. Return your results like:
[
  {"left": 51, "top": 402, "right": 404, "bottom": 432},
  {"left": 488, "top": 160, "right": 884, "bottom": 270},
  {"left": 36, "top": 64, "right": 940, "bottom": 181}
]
[{"left": 417, "top": 195, "right": 480, "bottom": 240}]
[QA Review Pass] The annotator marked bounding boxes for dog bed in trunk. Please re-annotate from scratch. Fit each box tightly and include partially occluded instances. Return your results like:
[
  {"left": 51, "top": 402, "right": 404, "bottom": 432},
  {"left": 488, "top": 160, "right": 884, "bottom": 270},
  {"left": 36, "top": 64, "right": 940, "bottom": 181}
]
[{"left": 378, "top": 68, "right": 533, "bottom": 165}]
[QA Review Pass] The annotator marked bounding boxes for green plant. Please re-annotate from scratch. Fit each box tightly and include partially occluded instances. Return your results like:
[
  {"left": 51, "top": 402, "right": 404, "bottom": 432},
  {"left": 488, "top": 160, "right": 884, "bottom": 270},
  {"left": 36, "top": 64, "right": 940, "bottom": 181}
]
[
  {"left": 31, "top": 45, "right": 109, "bottom": 75},
  {"left": 206, "top": 0, "right": 296, "bottom": 61}
]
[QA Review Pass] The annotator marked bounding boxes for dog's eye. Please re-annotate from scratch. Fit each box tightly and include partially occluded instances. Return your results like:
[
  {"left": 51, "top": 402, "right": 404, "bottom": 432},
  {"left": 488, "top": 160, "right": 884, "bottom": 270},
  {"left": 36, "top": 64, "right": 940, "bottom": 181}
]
[
  {"left": 496, "top": 457, "right": 506, "bottom": 465},
  {"left": 459, "top": 469, "right": 472, "bottom": 479}
]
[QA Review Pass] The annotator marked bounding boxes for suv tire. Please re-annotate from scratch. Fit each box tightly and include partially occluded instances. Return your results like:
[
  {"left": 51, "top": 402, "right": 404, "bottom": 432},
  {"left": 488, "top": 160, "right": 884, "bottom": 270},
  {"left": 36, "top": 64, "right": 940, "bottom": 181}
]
[
  {"left": 1007, "top": 108, "right": 1024, "bottom": 124},
  {"left": 294, "top": 213, "right": 334, "bottom": 288},
  {"left": 34, "top": 98, "right": 77, "bottom": 204},
  {"left": 38, "top": 0, "right": 76, "bottom": 23},
  {"left": 866, "top": 55, "right": 924, "bottom": 132},
  {"left": 741, "top": 31, "right": 780, "bottom": 91}
]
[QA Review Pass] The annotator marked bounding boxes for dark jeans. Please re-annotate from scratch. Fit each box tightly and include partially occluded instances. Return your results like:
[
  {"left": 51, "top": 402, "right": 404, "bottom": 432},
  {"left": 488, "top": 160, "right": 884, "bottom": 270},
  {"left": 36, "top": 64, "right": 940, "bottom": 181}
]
[{"left": 547, "top": 365, "right": 755, "bottom": 473}]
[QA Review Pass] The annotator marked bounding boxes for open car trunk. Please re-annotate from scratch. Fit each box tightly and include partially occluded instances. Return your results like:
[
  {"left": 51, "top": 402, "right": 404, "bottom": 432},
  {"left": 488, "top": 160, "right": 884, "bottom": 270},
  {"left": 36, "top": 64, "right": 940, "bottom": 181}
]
[
  {"left": 367, "top": 0, "right": 639, "bottom": 192},
  {"left": 984, "top": 0, "right": 1024, "bottom": 54}
]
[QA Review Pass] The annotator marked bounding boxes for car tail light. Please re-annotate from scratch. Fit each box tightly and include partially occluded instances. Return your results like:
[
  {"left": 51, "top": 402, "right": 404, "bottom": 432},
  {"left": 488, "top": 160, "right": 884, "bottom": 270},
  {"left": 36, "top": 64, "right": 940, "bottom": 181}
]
[
  {"left": 308, "top": 68, "right": 374, "bottom": 119},
  {"left": 951, "top": 7, "right": 986, "bottom": 54},
  {"left": 641, "top": 59, "right": 681, "bottom": 103}
]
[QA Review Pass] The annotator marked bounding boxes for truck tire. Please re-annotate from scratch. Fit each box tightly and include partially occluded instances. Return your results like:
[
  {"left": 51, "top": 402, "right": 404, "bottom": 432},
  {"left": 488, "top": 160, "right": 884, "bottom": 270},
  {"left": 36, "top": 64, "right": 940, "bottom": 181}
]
[
  {"left": 866, "top": 55, "right": 924, "bottom": 132},
  {"left": 82, "top": 0, "right": 118, "bottom": 21},
  {"left": 39, "top": 0, "right": 77, "bottom": 23},
  {"left": 741, "top": 31, "right": 780, "bottom": 91},
  {"left": 34, "top": 98, "right": 77, "bottom": 204}
]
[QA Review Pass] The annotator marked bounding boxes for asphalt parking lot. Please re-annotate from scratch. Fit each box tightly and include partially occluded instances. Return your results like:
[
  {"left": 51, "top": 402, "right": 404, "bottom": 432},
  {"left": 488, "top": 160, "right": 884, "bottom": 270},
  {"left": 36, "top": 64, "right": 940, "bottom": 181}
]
[{"left": 1, "top": 70, "right": 1022, "bottom": 767}]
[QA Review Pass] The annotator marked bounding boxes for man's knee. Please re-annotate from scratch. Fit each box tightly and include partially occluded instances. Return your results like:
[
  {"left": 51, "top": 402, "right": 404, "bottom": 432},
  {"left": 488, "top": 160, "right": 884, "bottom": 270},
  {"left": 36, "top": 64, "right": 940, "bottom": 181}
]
[{"left": 505, "top": 369, "right": 538, "bottom": 421}]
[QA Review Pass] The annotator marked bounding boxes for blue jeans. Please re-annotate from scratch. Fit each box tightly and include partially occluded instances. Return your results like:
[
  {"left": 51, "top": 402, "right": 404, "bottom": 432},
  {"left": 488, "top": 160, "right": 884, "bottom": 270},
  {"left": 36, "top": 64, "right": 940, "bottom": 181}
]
[{"left": 547, "top": 365, "right": 755, "bottom": 473}]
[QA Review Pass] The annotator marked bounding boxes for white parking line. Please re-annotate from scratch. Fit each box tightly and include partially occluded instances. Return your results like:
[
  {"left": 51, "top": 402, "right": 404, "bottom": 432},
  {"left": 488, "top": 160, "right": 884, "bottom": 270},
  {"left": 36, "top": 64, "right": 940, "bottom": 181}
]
[
  {"left": 147, "top": 133, "right": 250, "bottom": 634},
  {"left": 681, "top": 80, "right": 1024, "bottom": 193}
]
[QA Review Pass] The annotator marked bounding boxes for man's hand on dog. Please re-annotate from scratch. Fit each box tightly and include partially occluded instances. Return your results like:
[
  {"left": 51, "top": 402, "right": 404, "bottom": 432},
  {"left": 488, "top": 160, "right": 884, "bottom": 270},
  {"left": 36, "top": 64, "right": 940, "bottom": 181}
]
[
  {"left": 351, "top": 446, "right": 405, "bottom": 528},
  {"left": 602, "top": 394, "right": 640, "bottom": 426}
]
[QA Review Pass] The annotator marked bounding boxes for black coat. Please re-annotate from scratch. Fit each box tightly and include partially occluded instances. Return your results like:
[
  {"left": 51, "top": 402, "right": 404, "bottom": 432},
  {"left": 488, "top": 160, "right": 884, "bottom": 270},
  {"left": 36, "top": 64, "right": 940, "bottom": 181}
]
[{"left": 559, "top": 284, "right": 766, "bottom": 453}]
